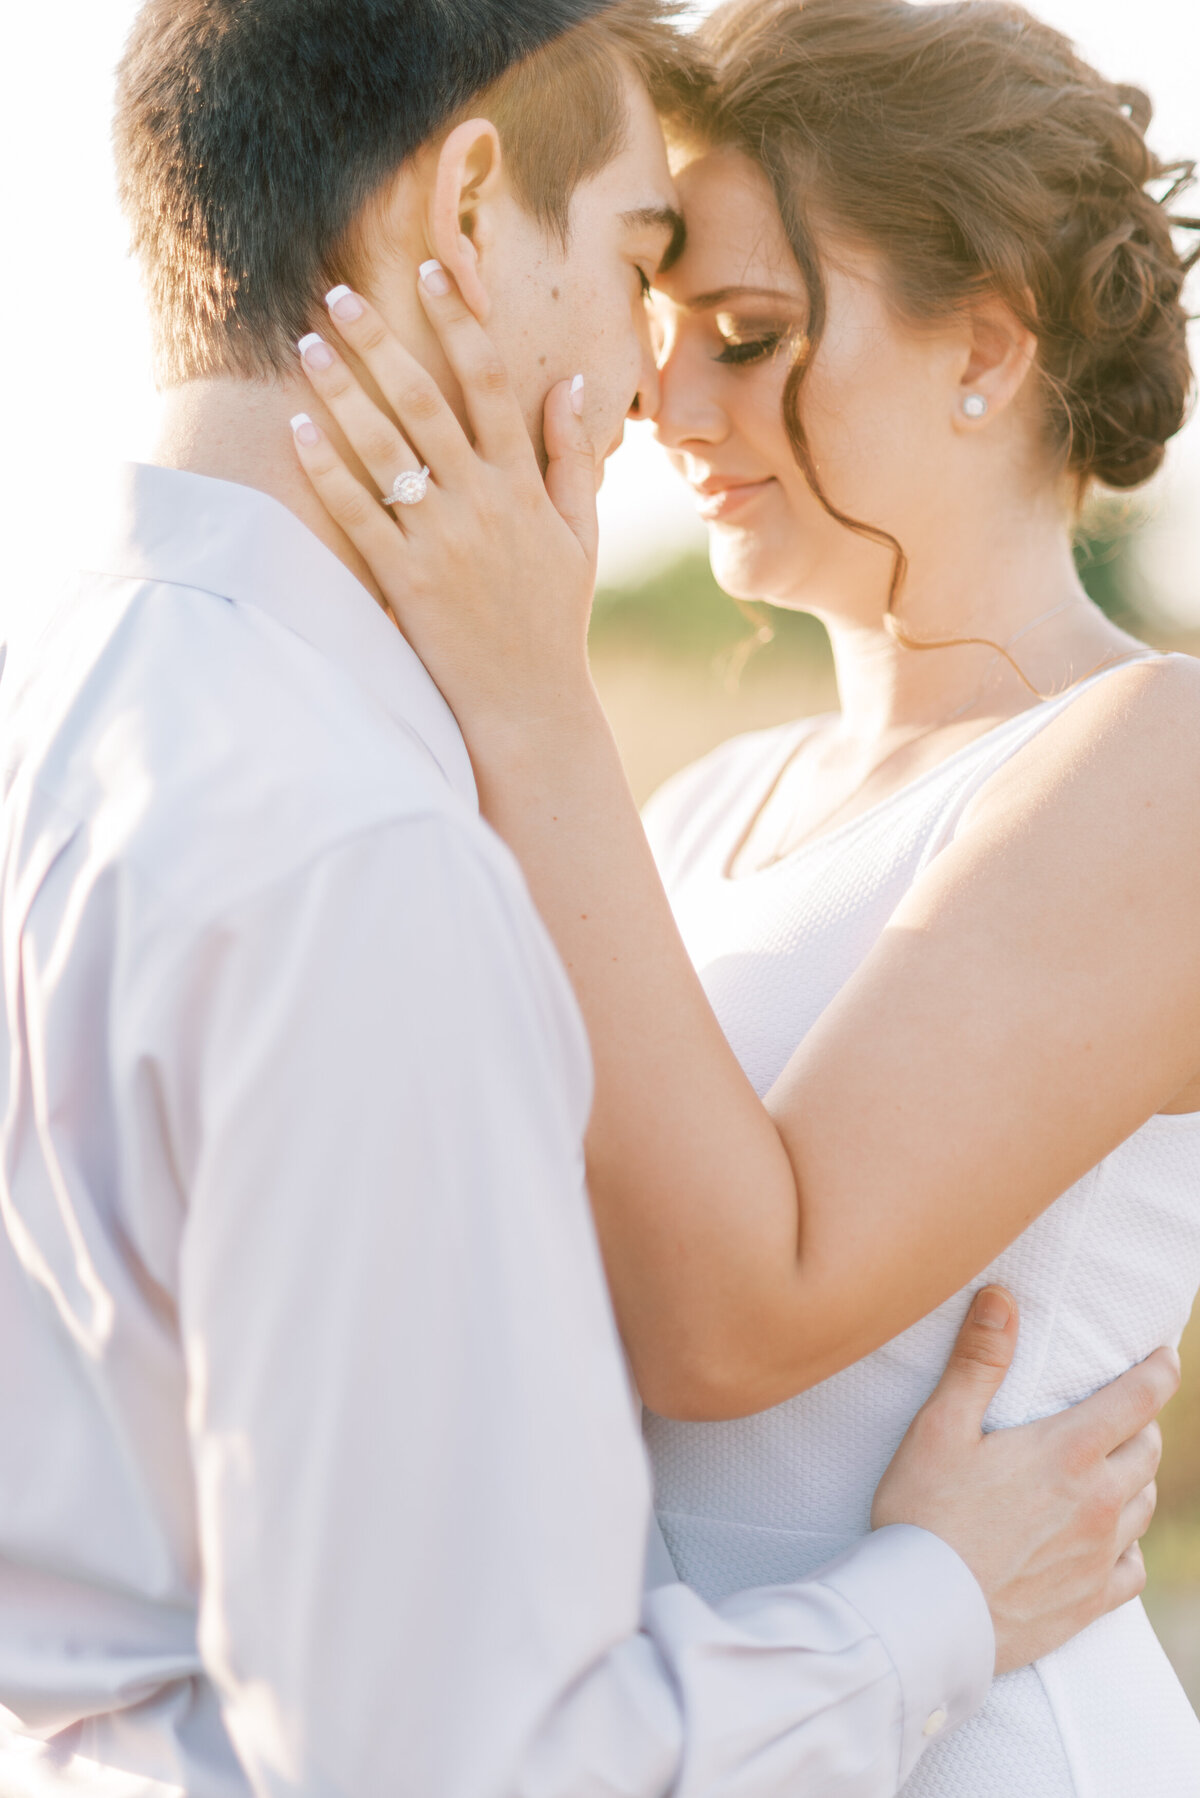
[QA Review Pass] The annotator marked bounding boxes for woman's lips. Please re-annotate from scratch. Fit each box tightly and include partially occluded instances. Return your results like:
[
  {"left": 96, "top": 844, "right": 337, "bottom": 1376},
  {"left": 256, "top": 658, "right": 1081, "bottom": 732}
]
[{"left": 691, "top": 478, "right": 776, "bottom": 522}]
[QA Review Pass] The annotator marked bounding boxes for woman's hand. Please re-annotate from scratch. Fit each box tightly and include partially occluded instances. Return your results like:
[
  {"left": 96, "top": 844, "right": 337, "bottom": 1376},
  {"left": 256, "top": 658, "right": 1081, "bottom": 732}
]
[{"left": 290, "top": 264, "right": 603, "bottom": 749}]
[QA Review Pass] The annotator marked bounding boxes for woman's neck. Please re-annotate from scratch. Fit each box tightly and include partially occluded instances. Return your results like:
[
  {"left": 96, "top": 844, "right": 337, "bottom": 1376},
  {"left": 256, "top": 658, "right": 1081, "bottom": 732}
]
[{"left": 811, "top": 501, "right": 1137, "bottom": 743}]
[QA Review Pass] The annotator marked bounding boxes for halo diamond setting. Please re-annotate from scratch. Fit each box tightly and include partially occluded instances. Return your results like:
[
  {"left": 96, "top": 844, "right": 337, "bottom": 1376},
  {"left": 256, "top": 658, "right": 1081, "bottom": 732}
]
[{"left": 384, "top": 466, "right": 432, "bottom": 507}]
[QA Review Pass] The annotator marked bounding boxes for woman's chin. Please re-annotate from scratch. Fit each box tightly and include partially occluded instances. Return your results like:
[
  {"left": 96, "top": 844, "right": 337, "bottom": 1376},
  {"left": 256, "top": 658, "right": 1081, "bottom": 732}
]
[{"left": 707, "top": 525, "right": 788, "bottom": 605}]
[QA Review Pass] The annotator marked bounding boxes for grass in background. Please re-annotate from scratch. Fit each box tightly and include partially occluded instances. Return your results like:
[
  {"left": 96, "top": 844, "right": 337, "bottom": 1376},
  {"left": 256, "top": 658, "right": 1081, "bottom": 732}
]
[{"left": 590, "top": 524, "right": 1199, "bottom": 1704}]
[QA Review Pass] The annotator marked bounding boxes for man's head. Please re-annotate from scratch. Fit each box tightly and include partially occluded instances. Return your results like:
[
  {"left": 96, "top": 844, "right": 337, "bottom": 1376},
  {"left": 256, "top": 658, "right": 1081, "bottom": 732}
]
[{"left": 115, "top": 0, "right": 705, "bottom": 451}]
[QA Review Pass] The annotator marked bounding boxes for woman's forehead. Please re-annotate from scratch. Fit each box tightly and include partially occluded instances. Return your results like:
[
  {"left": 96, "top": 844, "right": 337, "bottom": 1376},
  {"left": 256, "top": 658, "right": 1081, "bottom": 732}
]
[{"left": 666, "top": 148, "right": 802, "bottom": 300}]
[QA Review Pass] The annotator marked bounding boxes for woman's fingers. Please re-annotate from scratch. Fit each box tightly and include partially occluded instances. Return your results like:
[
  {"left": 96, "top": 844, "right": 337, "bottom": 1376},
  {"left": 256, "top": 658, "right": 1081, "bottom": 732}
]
[
  {"left": 415, "top": 260, "right": 539, "bottom": 470},
  {"left": 289, "top": 414, "right": 411, "bottom": 584},
  {"left": 543, "top": 374, "right": 601, "bottom": 567},
  {"left": 297, "top": 333, "right": 424, "bottom": 507},
  {"left": 321, "top": 286, "right": 475, "bottom": 483}
]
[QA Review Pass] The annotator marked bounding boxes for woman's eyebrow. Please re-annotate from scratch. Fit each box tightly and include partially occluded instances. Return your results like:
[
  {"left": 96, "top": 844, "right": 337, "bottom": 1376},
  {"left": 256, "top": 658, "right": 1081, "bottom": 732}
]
[{"left": 684, "top": 284, "right": 799, "bottom": 309}]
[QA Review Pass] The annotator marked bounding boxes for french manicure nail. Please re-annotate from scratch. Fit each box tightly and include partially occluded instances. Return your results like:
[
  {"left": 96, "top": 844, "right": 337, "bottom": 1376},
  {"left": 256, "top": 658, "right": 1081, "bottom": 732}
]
[
  {"left": 570, "top": 373, "right": 585, "bottom": 417},
  {"left": 297, "top": 333, "right": 334, "bottom": 370},
  {"left": 290, "top": 413, "right": 321, "bottom": 447},
  {"left": 325, "top": 285, "right": 364, "bottom": 322},
  {"left": 419, "top": 259, "right": 451, "bottom": 297},
  {"left": 973, "top": 1288, "right": 1013, "bottom": 1330}
]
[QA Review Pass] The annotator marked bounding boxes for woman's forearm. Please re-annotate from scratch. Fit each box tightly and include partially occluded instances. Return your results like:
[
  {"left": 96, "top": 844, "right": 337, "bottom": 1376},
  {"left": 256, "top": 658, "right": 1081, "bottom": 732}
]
[
  {"left": 470, "top": 694, "right": 818, "bottom": 1418},
  {"left": 465, "top": 664, "right": 1200, "bottom": 1424}
]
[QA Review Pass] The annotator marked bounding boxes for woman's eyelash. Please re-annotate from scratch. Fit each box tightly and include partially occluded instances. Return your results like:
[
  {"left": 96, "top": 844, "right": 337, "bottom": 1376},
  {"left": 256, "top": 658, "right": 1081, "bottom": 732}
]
[
  {"left": 638, "top": 268, "right": 654, "bottom": 298},
  {"left": 715, "top": 333, "right": 785, "bottom": 366}
]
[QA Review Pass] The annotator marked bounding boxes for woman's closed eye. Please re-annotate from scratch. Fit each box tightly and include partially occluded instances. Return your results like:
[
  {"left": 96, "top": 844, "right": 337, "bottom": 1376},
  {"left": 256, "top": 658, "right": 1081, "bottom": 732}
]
[
  {"left": 715, "top": 333, "right": 785, "bottom": 366},
  {"left": 712, "top": 313, "right": 788, "bottom": 366}
]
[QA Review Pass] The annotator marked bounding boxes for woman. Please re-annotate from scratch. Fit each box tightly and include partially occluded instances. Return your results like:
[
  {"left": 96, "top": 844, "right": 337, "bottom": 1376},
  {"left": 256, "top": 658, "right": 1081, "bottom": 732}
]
[{"left": 291, "top": 0, "right": 1200, "bottom": 1788}]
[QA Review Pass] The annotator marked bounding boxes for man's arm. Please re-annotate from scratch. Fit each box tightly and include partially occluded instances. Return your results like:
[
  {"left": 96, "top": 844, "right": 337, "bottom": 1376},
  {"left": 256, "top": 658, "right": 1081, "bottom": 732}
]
[{"left": 177, "top": 813, "right": 1168, "bottom": 1796}]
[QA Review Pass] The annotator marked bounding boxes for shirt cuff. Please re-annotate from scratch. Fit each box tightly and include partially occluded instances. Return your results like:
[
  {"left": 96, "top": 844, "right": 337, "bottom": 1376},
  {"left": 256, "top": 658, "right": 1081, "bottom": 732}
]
[{"left": 814, "top": 1524, "right": 994, "bottom": 1788}]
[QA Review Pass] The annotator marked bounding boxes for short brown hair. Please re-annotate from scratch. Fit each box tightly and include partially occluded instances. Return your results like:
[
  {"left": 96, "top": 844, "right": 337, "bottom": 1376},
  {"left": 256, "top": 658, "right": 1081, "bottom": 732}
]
[
  {"left": 480, "top": 3, "right": 708, "bottom": 246},
  {"left": 701, "top": 0, "right": 1197, "bottom": 517},
  {"left": 114, "top": 0, "right": 707, "bottom": 388}
]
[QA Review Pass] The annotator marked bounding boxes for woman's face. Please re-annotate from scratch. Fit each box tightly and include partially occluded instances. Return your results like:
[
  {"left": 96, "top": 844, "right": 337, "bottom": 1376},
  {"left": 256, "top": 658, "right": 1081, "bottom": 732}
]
[{"left": 650, "top": 147, "right": 972, "bottom": 614}]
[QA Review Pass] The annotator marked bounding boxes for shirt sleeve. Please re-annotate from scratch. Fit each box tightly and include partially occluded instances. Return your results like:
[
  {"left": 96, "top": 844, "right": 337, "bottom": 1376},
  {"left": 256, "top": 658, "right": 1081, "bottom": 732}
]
[{"left": 178, "top": 813, "right": 992, "bottom": 1798}]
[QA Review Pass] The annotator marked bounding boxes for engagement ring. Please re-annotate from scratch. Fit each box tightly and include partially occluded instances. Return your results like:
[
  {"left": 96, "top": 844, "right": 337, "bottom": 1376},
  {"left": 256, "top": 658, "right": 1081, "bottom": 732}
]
[{"left": 383, "top": 467, "right": 432, "bottom": 508}]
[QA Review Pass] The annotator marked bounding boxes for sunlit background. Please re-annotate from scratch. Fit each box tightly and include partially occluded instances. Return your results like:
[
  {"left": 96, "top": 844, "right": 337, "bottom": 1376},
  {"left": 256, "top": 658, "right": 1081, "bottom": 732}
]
[{"left": 3, "top": 0, "right": 1197, "bottom": 1703}]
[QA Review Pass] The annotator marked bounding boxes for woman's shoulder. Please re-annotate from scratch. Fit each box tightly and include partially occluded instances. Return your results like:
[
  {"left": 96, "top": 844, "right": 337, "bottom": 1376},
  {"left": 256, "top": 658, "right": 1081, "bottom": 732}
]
[
  {"left": 642, "top": 716, "right": 825, "bottom": 885},
  {"left": 988, "top": 650, "right": 1200, "bottom": 790},
  {"left": 962, "top": 651, "right": 1200, "bottom": 865}
]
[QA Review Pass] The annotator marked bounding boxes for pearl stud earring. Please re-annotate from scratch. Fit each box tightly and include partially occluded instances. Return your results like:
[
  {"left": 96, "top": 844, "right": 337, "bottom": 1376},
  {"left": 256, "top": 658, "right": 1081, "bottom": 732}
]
[{"left": 963, "top": 393, "right": 989, "bottom": 419}]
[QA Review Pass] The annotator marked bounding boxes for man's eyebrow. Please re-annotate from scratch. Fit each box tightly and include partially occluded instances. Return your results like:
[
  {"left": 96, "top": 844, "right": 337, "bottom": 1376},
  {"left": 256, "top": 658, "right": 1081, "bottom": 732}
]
[
  {"left": 683, "top": 284, "right": 800, "bottom": 310},
  {"left": 621, "top": 205, "right": 687, "bottom": 273}
]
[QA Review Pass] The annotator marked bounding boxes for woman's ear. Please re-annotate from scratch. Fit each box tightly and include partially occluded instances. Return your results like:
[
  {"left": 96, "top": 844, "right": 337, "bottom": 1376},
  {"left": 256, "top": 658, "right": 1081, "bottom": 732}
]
[
  {"left": 954, "top": 295, "right": 1039, "bottom": 430},
  {"left": 426, "top": 118, "right": 504, "bottom": 323}
]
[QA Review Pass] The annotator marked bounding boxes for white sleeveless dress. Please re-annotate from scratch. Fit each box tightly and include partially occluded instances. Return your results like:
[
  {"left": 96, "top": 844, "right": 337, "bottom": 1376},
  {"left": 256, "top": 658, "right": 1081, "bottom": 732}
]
[{"left": 642, "top": 666, "right": 1200, "bottom": 1797}]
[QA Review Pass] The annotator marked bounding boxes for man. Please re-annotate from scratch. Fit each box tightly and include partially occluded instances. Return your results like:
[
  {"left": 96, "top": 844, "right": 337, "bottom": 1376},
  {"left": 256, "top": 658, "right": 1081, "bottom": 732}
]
[{"left": 0, "top": 2, "right": 1172, "bottom": 1794}]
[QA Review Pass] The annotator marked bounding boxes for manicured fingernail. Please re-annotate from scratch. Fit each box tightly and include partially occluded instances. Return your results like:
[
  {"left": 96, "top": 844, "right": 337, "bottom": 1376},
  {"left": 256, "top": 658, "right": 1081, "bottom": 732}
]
[
  {"left": 290, "top": 413, "right": 321, "bottom": 447},
  {"left": 570, "top": 373, "right": 585, "bottom": 417},
  {"left": 298, "top": 333, "right": 334, "bottom": 371},
  {"left": 419, "top": 259, "right": 450, "bottom": 297},
  {"left": 973, "top": 1288, "right": 1013, "bottom": 1330},
  {"left": 325, "top": 285, "right": 364, "bottom": 322}
]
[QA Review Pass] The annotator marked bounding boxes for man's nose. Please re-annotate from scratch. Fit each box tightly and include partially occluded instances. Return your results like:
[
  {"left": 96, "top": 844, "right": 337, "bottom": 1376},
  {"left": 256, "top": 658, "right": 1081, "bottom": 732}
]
[{"left": 628, "top": 341, "right": 662, "bottom": 423}]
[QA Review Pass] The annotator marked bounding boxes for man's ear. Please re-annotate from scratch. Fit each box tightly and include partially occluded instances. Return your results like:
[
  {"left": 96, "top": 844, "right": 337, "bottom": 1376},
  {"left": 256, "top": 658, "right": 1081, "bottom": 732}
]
[
  {"left": 426, "top": 118, "right": 504, "bottom": 323},
  {"left": 953, "top": 294, "right": 1039, "bottom": 430}
]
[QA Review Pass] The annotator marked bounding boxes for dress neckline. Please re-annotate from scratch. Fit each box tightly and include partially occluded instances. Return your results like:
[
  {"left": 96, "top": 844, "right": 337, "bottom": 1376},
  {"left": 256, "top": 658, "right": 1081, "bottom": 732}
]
[{"left": 720, "top": 653, "right": 1162, "bottom": 884}]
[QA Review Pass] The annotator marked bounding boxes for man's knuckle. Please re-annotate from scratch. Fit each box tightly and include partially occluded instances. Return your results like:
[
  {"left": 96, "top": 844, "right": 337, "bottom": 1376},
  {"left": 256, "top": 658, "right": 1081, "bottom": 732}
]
[
  {"left": 952, "top": 1335, "right": 1011, "bottom": 1373},
  {"left": 1058, "top": 1426, "right": 1100, "bottom": 1481},
  {"left": 1080, "top": 1488, "right": 1118, "bottom": 1539},
  {"left": 1140, "top": 1432, "right": 1164, "bottom": 1484},
  {"left": 1129, "top": 1367, "right": 1166, "bottom": 1421},
  {"left": 1118, "top": 1546, "right": 1148, "bottom": 1601}
]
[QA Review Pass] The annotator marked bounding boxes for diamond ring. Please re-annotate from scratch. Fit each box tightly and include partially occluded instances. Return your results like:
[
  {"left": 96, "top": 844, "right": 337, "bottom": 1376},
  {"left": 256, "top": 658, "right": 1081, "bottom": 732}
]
[{"left": 383, "top": 466, "right": 432, "bottom": 507}]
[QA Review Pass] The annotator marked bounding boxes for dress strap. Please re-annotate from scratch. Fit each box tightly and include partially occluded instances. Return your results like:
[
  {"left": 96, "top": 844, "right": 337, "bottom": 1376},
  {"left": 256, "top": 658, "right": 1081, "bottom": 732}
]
[{"left": 919, "top": 651, "right": 1165, "bottom": 867}]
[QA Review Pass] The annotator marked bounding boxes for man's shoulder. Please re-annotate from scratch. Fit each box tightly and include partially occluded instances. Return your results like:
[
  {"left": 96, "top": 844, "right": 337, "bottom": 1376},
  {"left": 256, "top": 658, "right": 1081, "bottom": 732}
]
[{"left": 1, "top": 569, "right": 486, "bottom": 921}]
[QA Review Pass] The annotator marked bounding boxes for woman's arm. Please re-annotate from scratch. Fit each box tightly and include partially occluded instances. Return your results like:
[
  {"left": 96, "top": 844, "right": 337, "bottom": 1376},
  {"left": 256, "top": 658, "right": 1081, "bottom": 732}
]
[
  {"left": 292, "top": 279, "right": 1200, "bottom": 1420},
  {"left": 468, "top": 654, "right": 1200, "bottom": 1419}
]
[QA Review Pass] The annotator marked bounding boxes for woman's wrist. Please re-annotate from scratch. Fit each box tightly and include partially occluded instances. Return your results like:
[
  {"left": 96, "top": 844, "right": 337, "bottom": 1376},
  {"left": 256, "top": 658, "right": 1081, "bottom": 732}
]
[{"left": 461, "top": 671, "right": 613, "bottom": 778}]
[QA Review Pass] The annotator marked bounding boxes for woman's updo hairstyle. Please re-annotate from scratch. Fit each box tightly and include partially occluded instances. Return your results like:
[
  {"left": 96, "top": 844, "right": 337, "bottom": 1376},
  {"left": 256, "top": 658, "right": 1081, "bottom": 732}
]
[{"left": 699, "top": 0, "right": 1198, "bottom": 501}]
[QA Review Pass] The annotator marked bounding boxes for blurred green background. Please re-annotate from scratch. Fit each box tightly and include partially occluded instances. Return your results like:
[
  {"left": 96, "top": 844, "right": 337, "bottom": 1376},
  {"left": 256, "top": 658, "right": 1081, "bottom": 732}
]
[{"left": 589, "top": 497, "right": 1199, "bottom": 1707}]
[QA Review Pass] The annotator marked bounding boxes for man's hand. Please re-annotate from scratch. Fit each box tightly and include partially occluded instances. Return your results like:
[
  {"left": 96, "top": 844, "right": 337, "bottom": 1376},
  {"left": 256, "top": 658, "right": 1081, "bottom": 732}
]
[{"left": 872, "top": 1286, "right": 1179, "bottom": 1674}]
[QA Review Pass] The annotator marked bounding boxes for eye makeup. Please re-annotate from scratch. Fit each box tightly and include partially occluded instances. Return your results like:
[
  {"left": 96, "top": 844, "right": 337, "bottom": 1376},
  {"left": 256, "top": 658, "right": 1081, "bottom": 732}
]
[{"left": 712, "top": 311, "right": 790, "bottom": 366}]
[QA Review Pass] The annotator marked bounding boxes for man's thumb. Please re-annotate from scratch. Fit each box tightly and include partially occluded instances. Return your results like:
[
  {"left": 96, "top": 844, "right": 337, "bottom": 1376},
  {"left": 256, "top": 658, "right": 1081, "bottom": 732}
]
[
  {"left": 928, "top": 1286, "right": 1018, "bottom": 1431},
  {"left": 544, "top": 374, "right": 600, "bottom": 564}
]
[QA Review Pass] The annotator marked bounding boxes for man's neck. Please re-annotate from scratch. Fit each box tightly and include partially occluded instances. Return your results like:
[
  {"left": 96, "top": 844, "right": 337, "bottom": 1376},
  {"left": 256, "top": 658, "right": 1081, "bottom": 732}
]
[{"left": 152, "top": 376, "right": 390, "bottom": 611}]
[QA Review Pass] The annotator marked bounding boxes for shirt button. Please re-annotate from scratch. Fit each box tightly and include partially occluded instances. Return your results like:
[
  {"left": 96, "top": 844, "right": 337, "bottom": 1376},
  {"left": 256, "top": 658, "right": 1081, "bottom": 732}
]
[{"left": 923, "top": 1709, "right": 948, "bottom": 1738}]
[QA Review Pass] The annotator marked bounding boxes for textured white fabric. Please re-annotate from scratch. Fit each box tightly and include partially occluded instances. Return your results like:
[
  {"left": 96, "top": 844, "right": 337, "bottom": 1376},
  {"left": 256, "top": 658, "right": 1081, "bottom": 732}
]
[
  {"left": 0, "top": 464, "right": 995, "bottom": 1798},
  {"left": 645, "top": 678, "right": 1200, "bottom": 1798}
]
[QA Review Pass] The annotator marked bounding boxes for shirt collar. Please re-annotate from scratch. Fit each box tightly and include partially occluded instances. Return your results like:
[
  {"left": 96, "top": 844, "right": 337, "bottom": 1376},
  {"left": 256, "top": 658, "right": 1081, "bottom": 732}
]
[{"left": 84, "top": 463, "right": 478, "bottom": 808}]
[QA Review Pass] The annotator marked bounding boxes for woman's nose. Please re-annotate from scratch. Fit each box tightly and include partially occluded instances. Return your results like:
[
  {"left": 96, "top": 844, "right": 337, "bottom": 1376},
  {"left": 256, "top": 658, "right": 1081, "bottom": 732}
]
[{"left": 649, "top": 341, "right": 726, "bottom": 451}]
